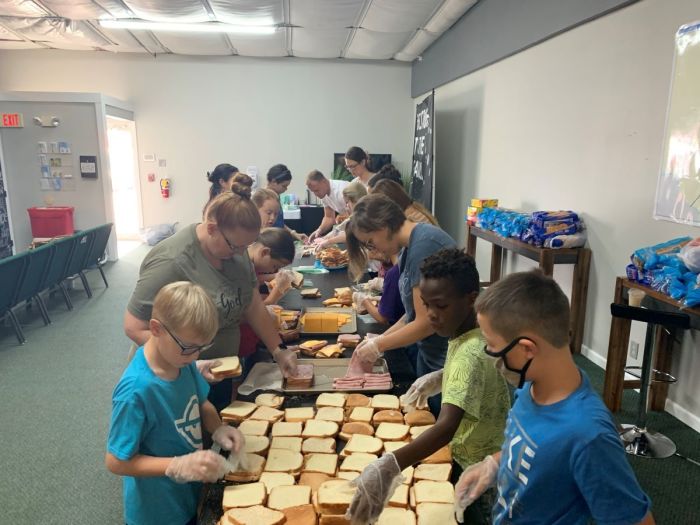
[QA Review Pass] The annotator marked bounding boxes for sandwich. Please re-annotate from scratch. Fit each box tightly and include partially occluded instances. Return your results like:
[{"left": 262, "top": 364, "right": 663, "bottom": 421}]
[
  {"left": 220, "top": 400, "right": 257, "bottom": 423},
  {"left": 377, "top": 508, "right": 416, "bottom": 525},
  {"left": 382, "top": 441, "right": 408, "bottom": 454},
  {"left": 348, "top": 407, "right": 374, "bottom": 424},
  {"left": 300, "top": 288, "right": 322, "bottom": 299},
  {"left": 243, "top": 435, "right": 270, "bottom": 455},
  {"left": 211, "top": 356, "right": 242, "bottom": 379},
  {"left": 299, "top": 340, "right": 328, "bottom": 357},
  {"left": 271, "top": 421, "right": 303, "bottom": 437},
  {"left": 255, "top": 393, "right": 285, "bottom": 409},
  {"left": 337, "top": 334, "right": 361, "bottom": 348},
  {"left": 302, "top": 437, "right": 336, "bottom": 454},
  {"left": 316, "top": 393, "right": 346, "bottom": 408},
  {"left": 404, "top": 410, "right": 436, "bottom": 427},
  {"left": 388, "top": 484, "right": 409, "bottom": 508},
  {"left": 298, "top": 472, "right": 332, "bottom": 494},
  {"left": 339, "top": 452, "right": 378, "bottom": 472},
  {"left": 249, "top": 405, "right": 285, "bottom": 423},
  {"left": 225, "top": 453, "right": 266, "bottom": 483},
  {"left": 409, "top": 425, "right": 434, "bottom": 440},
  {"left": 422, "top": 445, "right": 452, "bottom": 464},
  {"left": 343, "top": 434, "right": 383, "bottom": 455},
  {"left": 345, "top": 393, "right": 371, "bottom": 408},
  {"left": 372, "top": 410, "right": 404, "bottom": 426},
  {"left": 338, "top": 422, "right": 374, "bottom": 441},
  {"left": 315, "top": 344, "right": 344, "bottom": 359},
  {"left": 291, "top": 271, "right": 305, "bottom": 289},
  {"left": 371, "top": 394, "right": 400, "bottom": 410},
  {"left": 413, "top": 481, "right": 455, "bottom": 505},
  {"left": 287, "top": 364, "right": 314, "bottom": 389}
]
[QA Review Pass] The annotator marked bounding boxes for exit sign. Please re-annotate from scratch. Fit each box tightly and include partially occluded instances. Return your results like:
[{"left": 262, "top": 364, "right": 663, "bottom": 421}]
[{"left": 0, "top": 113, "right": 24, "bottom": 128}]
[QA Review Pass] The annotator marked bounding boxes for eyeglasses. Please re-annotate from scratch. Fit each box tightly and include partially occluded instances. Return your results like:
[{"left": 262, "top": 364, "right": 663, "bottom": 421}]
[
  {"left": 220, "top": 229, "right": 251, "bottom": 253},
  {"left": 483, "top": 336, "right": 535, "bottom": 358},
  {"left": 345, "top": 162, "right": 359, "bottom": 171},
  {"left": 156, "top": 319, "right": 214, "bottom": 356}
]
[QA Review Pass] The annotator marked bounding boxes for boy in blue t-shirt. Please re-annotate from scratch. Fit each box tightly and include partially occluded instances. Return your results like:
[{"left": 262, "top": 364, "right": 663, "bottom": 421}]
[
  {"left": 106, "top": 281, "right": 245, "bottom": 525},
  {"left": 455, "top": 270, "right": 654, "bottom": 525}
]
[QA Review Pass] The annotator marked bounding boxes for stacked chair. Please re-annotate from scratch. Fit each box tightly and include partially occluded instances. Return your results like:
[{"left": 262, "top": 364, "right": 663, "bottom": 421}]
[{"left": 0, "top": 223, "right": 114, "bottom": 344}]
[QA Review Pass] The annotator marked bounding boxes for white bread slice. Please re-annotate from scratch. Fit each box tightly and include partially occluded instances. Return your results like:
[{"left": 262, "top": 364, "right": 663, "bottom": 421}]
[
  {"left": 281, "top": 504, "right": 318, "bottom": 525},
  {"left": 238, "top": 420, "right": 269, "bottom": 436},
  {"left": 401, "top": 466, "right": 415, "bottom": 485},
  {"left": 298, "top": 472, "right": 332, "bottom": 494},
  {"left": 285, "top": 407, "right": 316, "bottom": 423},
  {"left": 303, "top": 453, "right": 339, "bottom": 476},
  {"left": 255, "top": 393, "right": 285, "bottom": 408},
  {"left": 339, "top": 452, "right": 378, "bottom": 472},
  {"left": 314, "top": 406, "right": 344, "bottom": 423},
  {"left": 422, "top": 445, "right": 452, "bottom": 464},
  {"left": 302, "top": 419, "right": 339, "bottom": 438},
  {"left": 224, "top": 505, "right": 285, "bottom": 525},
  {"left": 404, "top": 410, "right": 435, "bottom": 427},
  {"left": 225, "top": 453, "right": 266, "bottom": 482},
  {"left": 211, "top": 356, "right": 242, "bottom": 377},
  {"left": 243, "top": 435, "right": 270, "bottom": 455},
  {"left": 250, "top": 405, "right": 285, "bottom": 423},
  {"left": 270, "top": 436, "right": 303, "bottom": 452},
  {"left": 221, "top": 400, "right": 257, "bottom": 423},
  {"left": 372, "top": 410, "right": 405, "bottom": 426},
  {"left": 375, "top": 423, "right": 410, "bottom": 441},
  {"left": 416, "top": 503, "right": 457, "bottom": 525},
  {"left": 344, "top": 434, "right": 383, "bottom": 455},
  {"left": 388, "top": 484, "right": 409, "bottom": 508},
  {"left": 409, "top": 486, "right": 416, "bottom": 510},
  {"left": 302, "top": 437, "right": 336, "bottom": 454},
  {"left": 316, "top": 392, "right": 346, "bottom": 408},
  {"left": 335, "top": 470, "right": 358, "bottom": 482},
  {"left": 413, "top": 481, "right": 455, "bottom": 505},
  {"left": 339, "top": 422, "right": 375, "bottom": 441},
  {"left": 259, "top": 472, "right": 295, "bottom": 494},
  {"left": 271, "top": 421, "right": 303, "bottom": 437},
  {"left": 409, "top": 425, "right": 434, "bottom": 440},
  {"left": 348, "top": 407, "right": 374, "bottom": 424},
  {"left": 414, "top": 463, "right": 452, "bottom": 482},
  {"left": 268, "top": 484, "right": 312, "bottom": 510},
  {"left": 377, "top": 508, "right": 416, "bottom": 525},
  {"left": 383, "top": 441, "right": 408, "bottom": 454},
  {"left": 371, "top": 394, "right": 399, "bottom": 410},
  {"left": 264, "top": 449, "right": 304, "bottom": 473},
  {"left": 317, "top": 479, "right": 357, "bottom": 515},
  {"left": 222, "top": 482, "right": 266, "bottom": 510}
]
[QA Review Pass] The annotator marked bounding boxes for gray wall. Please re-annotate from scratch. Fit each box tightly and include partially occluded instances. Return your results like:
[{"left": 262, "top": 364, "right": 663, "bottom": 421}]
[
  {"left": 0, "top": 100, "right": 106, "bottom": 251},
  {"left": 412, "top": 0, "right": 641, "bottom": 97}
]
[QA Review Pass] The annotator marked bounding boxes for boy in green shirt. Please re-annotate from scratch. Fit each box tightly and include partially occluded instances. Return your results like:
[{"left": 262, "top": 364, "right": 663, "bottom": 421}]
[{"left": 347, "top": 248, "right": 510, "bottom": 524}]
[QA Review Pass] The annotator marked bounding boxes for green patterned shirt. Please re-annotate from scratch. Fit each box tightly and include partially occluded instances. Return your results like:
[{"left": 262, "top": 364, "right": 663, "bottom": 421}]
[{"left": 442, "top": 327, "right": 511, "bottom": 470}]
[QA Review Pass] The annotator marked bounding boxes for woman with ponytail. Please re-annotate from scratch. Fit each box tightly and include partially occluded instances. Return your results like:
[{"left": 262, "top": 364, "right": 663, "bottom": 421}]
[
  {"left": 344, "top": 146, "right": 375, "bottom": 187},
  {"left": 125, "top": 173, "right": 298, "bottom": 410},
  {"left": 207, "top": 163, "right": 240, "bottom": 201}
]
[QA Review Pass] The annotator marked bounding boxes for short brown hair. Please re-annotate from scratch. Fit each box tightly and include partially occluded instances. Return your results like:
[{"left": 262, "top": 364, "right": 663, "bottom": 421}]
[
  {"left": 342, "top": 181, "right": 367, "bottom": 205},
  {"left": 475, "top": 270, "right": 570, "bottom": 348},
  {"left": 306, "top": 170, "right": 326, "bottom": 183},
  {"left": 152, "top": 281, "right": 218, "bottom": 341},
  {"left": 204, "top": 173, "right": 261, "bottom": 232}
]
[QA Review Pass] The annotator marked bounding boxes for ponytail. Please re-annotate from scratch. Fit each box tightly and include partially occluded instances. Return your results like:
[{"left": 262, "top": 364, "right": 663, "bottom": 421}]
[{"left": 207, "top": 163, "right": 239, "bottom": 200}]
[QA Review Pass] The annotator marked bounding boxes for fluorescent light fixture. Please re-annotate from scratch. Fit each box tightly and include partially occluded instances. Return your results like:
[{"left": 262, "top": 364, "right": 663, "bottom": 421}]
[{"left": 99, "top": 19, "right": 276, "bottom": 35}]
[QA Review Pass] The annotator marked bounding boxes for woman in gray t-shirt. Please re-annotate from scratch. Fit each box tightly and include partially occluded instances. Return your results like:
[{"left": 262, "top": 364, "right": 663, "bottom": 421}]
[{"left": 124, "top": 178, "right": 298, "bottom": 407}]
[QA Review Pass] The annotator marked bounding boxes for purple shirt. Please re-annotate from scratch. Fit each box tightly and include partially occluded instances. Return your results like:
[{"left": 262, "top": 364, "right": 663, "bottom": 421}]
[{"left": 378, "top": 264, "right": 404, "bottom": 325}]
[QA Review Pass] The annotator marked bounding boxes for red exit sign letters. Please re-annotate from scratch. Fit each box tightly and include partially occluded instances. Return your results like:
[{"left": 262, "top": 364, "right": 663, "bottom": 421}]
[{"left": 1, "top": 113, "right": 24, "bottom": 128}]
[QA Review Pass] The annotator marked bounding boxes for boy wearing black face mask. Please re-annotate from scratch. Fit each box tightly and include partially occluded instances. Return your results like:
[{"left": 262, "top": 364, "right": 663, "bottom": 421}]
[{"left": 455, "top": 270, "right": 654, "bottom": 525}]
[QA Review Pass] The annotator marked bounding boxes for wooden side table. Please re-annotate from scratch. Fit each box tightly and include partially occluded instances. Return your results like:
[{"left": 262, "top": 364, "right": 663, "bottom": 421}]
[
  {"left": 603, "top": 277, "right": 699, "bottom": 412},
  {"left": 465, "top": 224, "right": 592, "bottom": 354}
]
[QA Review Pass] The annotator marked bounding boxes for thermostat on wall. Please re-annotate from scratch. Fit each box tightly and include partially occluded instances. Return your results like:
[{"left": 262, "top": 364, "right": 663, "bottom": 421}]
[{"left": 143, "top": 154, "right": 155, "bottom": 162}]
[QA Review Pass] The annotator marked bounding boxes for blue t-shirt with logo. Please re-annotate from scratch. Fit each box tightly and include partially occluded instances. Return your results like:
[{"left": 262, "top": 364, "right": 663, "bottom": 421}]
[
  {"left": 398, "top": 222, "right": 456, "bottom": 371},
  {"left": 107, "top": 347, "right": 210, "bottom": 525},
  {"left": 493, "top": 370, "right": 650, "bottom": 525}
]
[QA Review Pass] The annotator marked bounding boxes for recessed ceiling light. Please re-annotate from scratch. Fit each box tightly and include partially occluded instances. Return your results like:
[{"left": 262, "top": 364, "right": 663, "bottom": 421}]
[{"left": 99, "top": 19, "right": 276, "bottom": 35}]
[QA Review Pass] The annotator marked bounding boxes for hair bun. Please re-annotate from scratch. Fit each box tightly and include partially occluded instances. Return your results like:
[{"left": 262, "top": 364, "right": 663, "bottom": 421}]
[
  {"left": 206, "top": 171, "right": 215, "bottom": 182},
  {"left": 231, "top": 172, "right": 253, "bottom": 199}
]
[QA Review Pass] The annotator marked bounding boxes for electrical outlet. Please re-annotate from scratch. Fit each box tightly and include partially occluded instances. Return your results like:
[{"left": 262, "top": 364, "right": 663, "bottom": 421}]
[{"left": 629, "top": 341, "right": 639, "bottom": 360}]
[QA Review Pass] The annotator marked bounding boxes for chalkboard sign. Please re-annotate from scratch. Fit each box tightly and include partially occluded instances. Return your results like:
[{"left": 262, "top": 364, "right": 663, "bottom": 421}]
[{"left": 410, "top": 92, "right": 434, "bottom": 212}]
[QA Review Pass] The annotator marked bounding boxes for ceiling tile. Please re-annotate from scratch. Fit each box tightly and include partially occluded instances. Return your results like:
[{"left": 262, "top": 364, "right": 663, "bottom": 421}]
[
  {"left": 122, "top": 0, "right": 210, "bottom": 23},
  {"left": 290, "top": 0, "right": 362, "bottom": 28},
  {"left": 209, "top": 0, "right": 282, "bottom": 26},
  {"left": 361, "top": 0, "right": 441, "bottom": 33},
  {"left": 345, "top": 28, "right": 411, "bottom": 60},
  {"left": 292, "top": 27, "right": 349, "bottom": 58}
]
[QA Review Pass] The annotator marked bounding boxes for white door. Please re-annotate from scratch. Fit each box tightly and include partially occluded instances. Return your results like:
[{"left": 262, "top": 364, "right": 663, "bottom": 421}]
[{"left": 106, "top": 116, "right": 142, "bottom": 241}]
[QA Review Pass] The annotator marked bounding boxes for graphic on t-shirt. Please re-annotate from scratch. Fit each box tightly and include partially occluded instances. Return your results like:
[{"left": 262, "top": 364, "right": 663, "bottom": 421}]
[
  {"left": 175, "top": 395, "right": 203, "bottom": 449},
  {"left": 218, "top": 285, "right": 243, "bottom": 321},
  {"left": 496, "top": 413, "right": 538, "bottom": 519}
]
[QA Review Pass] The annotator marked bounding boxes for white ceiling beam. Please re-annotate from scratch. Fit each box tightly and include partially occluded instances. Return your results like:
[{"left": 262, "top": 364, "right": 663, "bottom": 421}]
[{"left": 341, "top": 0, "right": 372, "bottom": 59}]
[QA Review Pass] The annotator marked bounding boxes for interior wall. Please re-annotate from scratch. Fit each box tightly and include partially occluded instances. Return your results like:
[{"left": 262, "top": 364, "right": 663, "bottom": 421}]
[
  {"left": 430, "top": 0, "right": 700, "bottom": 430},
  {"left": 0, "top": 100, "right": 105, "bottom": 252},
  {"left": 0, "top": 52, "right": 413, "bottom": 229}
]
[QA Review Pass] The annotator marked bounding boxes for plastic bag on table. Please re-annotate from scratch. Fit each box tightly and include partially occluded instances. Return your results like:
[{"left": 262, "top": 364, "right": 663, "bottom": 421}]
[{"left": 678, "top": 239, "right": 700, "bottom": 273}]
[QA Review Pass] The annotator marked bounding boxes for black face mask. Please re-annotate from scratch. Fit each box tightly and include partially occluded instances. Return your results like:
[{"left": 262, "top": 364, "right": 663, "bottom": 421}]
[{"left": 483, "top": 336, "right": 535, "bottom": 389}]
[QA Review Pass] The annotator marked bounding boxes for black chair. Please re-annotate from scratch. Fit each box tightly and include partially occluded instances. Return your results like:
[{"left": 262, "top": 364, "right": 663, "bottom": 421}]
[
  {"left": 80, "top": 223, "right": 113, "bottom": 293},
  {"left": 62, "top": 229, "right": 95, "bottom": 299},
  {"left": 0, "top": 252, "right": 29, "bottom": 344},
  {"left": 14, "top": 243, "right": 54, "bottom": 326},
  {"left": 40, "top": 236, "right": 76, "bottom": 311},
  {"left": 610, "top": 303, "right": 690, "bottom": 458}
]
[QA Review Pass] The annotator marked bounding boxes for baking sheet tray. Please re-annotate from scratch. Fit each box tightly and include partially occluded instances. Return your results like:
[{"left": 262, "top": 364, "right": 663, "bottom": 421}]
[
  {"left": 237, "top": 358, "right": 392, "bottom": 395},
  {"left": 300, "top": 306, "right": 357, "bottom": 335}
]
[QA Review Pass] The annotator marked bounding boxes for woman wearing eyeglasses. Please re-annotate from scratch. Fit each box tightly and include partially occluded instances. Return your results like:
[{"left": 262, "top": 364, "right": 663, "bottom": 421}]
[
  {"left": 124, "top": 174, "right": 298, "bottom": 410},
  {"left": 265, "top": 163, "right": 307, "bottom": 242},
  {"left": 345, "top": 193, "right": 456, "bottom": 415},
  {"left": 345, "top": 146, "right": 375, "bottom": 187}
]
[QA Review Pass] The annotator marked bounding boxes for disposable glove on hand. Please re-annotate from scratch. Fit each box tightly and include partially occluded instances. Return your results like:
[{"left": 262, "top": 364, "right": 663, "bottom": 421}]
[
  {"left": 367, "top": 277, "right": 384, "bottom": 292},
  {"left": 346, "top": 453, "right": 403, "bottom": 524},
  {"left": 352, "top": 292, "right": 371, "bottom": 310},
  {"left": 212, "top": 424, "right": 245, "bottom": 453},
  {"left": 354, "top": 336, "right": 381, "bottom": 365},
  {"left": 400, "top": 369, "right": 444, "bottom": 411},
  {"left": 165, "top": 450, "right": 228, "bottom": 483},
  {"left": 274, "top": 347, "right": 298, "bottom": 378},
  {"left": 273, "top": 269, "right": 294, "bottom": 293},
  {"left": 454, "top": 455, "right": 499, "bottom": 523},
  {"left": 196, "top": 359, "right": 223, "bottom": 383}
]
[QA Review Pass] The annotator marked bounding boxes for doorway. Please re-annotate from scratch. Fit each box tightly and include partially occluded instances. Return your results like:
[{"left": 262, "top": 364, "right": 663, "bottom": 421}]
[{"left": 106, "top": 116, "right": 142, "bottom": 253}]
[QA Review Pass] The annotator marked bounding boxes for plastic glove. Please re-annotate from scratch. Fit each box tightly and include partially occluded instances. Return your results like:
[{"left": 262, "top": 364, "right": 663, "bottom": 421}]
[
  {"left": 165, "top": 450, "right": 229, "bottom": 483},
  {"left": 354, "top": 336, "right": 381, "bottom": 365},
  {"left": 196, "top": 359, "right": 223, "bottom": 383},
  {"left": 212, "top": 424, "right": 245, "bottom": 453},
  {"left": 400, "top": 369, "right": 444, "bottom": 411},
  {"left": 307, "top": 229, "right": 321, "bottom": 243},
  {"left": 274, "top": 347, "right": 298, "bottom": 378},
  {"left": 273, "top": 269, "right": 294, "bottom": 293},
  {"left": 454, "top": 455, "right": 499, "bottom": 523},
  {"left": 367, "top": 277, "right": 384, "bottom": 292},
  {"left": 346, "top": 453, "right": 403, "bottom": 524},
  {"left": 353, "top": 292, "right": 371, "bottom": 310}
]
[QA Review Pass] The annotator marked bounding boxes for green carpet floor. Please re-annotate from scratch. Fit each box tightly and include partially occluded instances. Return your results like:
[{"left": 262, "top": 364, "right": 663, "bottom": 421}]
[{"left": 0, "top": 244, "right": 698, "bottom": 524}]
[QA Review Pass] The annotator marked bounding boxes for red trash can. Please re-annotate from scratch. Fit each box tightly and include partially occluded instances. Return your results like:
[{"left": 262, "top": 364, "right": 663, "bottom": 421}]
[{"left": 27, "top": 206, "right": 75, "bottom": 237}]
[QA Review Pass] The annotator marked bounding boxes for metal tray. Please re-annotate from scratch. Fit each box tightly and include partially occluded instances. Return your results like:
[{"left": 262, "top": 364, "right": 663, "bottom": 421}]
[
  {"left": 237, "top": 358, "right": 392, "bottom": 396},
  {"left": 300, "top": 306, "right": 357, "bottom": 335}
]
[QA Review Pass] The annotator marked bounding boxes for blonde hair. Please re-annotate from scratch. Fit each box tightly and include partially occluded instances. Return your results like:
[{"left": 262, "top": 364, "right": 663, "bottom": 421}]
[
  {"left": 252, "top": 188, "right": 280, "bottom": 209},
  {"left": 204, "top": 172, "right": 261, "bottom": 232},
  {"left": 342, "top": 181, "right": 367, "bottom": 205},
  {"left": 152, "top": 281, "right": 219, "bottom": 341}
]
